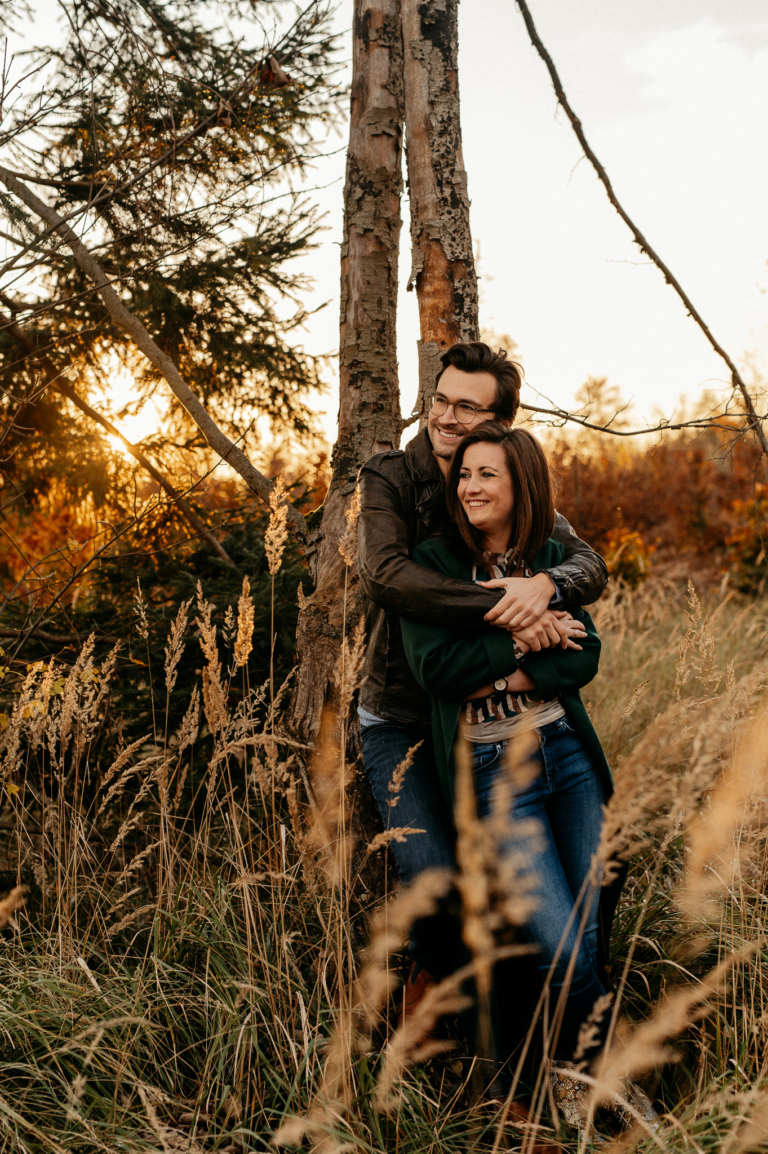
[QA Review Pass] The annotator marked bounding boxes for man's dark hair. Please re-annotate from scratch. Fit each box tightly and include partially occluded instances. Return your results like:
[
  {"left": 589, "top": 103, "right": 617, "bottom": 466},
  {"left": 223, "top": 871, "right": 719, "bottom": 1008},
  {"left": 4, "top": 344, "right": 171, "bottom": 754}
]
[
  {"left": 435, "top": 341, "right": 522, "bottom": 421},
  {"left": 445, "top": 421, "right": 555, "bottom": 565}
]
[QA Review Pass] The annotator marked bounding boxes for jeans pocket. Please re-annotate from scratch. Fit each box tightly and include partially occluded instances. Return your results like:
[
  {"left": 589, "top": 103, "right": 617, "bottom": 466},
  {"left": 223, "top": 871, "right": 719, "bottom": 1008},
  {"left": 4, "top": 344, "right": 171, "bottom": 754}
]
[
  {"left": 556, "top": 717, "right": 576, "bottom": 734},
  {"left": 472, "top": 742, "right": 504, "bottom": 771}
]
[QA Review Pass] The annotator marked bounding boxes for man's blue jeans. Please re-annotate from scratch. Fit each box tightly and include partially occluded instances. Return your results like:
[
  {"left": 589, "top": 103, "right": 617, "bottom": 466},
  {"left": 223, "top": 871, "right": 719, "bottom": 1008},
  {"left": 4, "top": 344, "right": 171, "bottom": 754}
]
[
  {"left": 359, "top": 715, "right": 460, "bottom": 976},
  {"left": 472, "top": 717, "right": 608, "bottom": 1061}
]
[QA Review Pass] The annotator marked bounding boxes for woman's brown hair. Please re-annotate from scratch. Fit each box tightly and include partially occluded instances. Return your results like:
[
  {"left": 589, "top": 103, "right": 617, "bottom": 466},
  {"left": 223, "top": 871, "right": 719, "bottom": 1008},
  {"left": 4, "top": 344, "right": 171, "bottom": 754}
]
[{"left": 445, "top": 422, "right": 555, "bottom": 565}]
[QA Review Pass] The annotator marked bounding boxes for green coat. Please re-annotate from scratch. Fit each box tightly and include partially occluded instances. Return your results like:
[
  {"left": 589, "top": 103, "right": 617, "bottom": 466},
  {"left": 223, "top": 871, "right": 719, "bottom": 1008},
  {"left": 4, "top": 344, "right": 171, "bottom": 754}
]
[{"left": 400, "top": 534, "right": 613, "bottom": 809}]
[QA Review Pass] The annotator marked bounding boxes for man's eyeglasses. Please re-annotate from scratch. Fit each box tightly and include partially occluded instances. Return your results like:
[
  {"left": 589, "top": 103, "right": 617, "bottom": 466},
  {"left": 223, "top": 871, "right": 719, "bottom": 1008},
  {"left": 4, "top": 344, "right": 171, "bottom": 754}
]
[{"left": 428, "top": 394, "right": 495, "bottom": 425}]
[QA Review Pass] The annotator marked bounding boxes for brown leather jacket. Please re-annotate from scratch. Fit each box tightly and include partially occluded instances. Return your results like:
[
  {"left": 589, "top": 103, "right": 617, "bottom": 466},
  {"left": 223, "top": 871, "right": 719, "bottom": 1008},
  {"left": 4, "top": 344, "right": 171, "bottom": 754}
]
[{"left": 357, "top": 427, "right": 608, "bottom": 725}]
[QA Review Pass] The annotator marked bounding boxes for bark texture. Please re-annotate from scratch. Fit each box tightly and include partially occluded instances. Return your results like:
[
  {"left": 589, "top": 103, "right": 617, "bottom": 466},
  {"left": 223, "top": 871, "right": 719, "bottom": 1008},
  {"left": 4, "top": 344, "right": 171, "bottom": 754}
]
[
  {"left": 401, "top": 0, "right": 479, "bottom": 420},
  {"left": 291, "top": 0, "right": 404, "bottom": 748}
]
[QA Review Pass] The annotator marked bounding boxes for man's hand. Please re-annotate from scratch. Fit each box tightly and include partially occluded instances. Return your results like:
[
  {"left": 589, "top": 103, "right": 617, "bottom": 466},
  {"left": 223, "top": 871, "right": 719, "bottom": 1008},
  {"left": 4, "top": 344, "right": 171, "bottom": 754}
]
[
  {"left": 480, "top": 572, "right": 556, "bottom": 629},
  {"left": 515, "top": 611, "right": 587, "bottom": 652}
]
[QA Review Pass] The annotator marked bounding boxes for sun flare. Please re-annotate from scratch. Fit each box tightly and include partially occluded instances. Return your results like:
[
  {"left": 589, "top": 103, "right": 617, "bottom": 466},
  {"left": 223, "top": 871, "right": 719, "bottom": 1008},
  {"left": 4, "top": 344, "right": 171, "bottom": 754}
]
[{"left": 106, "top": 401, "right": 164, "bottom": 459}]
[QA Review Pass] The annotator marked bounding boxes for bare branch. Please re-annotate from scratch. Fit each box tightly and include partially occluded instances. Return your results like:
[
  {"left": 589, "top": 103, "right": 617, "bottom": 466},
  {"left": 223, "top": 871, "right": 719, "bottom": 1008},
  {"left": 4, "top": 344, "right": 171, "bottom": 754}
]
[
  {"left": 519, "top": 401, "right": 748, "bottom": 438},
  {"left": 0, "top": 626, "right": 119, "bottom": 644},
  {"left": 515, "top": 0, "right": 768, "bottom": 457},
  {"left": 0, "top": 165, "right": 306, "bottom": 540}
]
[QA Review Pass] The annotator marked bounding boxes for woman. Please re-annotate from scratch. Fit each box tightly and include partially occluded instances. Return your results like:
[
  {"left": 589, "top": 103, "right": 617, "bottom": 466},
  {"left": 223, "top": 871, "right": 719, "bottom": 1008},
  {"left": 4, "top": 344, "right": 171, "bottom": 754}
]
[{"left": 399, "top": 423, "right": 645, "bottom": 1125}]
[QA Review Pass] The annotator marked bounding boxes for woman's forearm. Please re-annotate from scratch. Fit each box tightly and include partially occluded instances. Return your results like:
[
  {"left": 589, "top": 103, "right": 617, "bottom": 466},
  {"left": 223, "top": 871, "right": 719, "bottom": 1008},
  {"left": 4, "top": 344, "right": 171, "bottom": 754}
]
[{"left": 467, "top": 668, "right": 537, "bottom": 699}]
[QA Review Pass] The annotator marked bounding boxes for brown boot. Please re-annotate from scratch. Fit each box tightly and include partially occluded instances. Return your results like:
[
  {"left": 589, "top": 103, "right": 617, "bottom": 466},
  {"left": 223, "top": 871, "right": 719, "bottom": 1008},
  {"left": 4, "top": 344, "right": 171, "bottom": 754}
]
[{"left": 397, "top": 961, "right": 437, "bottom": 1031}]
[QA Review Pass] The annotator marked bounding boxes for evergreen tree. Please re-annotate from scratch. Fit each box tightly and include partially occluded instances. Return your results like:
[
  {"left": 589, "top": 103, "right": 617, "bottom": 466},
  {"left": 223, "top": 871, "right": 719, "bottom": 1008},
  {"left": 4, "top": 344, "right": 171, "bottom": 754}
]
[{"left": 0, "top": 0, "right": 342, "bottom": 514}]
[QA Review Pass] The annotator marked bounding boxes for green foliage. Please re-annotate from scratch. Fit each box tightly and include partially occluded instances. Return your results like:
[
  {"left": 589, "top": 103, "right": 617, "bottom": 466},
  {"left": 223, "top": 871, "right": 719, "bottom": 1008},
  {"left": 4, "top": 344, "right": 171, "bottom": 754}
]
[{"left": 0, "top": 0, "right": 342, "bottom": 505}]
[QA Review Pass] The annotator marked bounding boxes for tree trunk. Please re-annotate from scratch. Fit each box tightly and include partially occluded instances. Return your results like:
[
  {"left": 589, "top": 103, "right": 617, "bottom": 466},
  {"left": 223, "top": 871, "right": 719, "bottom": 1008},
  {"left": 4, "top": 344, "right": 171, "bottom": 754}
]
[
  {"left": 290, "top": 0, "right": 405, "bottom": 747},
  {"left": 401, "top": 0, "right": 479, "bottom": 421}
]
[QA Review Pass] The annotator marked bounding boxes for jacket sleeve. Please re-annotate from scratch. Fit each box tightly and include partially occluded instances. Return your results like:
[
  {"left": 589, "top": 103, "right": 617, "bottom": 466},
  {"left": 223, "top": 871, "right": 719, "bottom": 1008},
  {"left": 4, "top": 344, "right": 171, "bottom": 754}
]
[
  {"left": 544, "top": 512, "right": 608, "bottom": 607},
  {"left": 357, "top": 459, "right": 500, "bottom": 627},
  {"left": 522, "top": 606, "right": 602, "bottom": 698},
  {"left": 400, "top": 616, "right": 520, "bottom": 702}
]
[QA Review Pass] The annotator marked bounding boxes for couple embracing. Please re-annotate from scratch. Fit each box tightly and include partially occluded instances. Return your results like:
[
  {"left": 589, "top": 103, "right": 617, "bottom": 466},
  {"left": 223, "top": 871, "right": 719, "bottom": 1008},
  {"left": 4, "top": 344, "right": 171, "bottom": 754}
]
[{"left": 356, "top": 341, "right": 655, "bottom": 1129}]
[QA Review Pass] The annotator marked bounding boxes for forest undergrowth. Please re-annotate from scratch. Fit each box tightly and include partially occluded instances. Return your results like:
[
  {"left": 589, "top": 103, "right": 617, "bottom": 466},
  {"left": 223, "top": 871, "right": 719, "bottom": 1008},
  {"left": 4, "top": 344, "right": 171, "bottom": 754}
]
[{"left": 1, "top": 559, "right": 768, "bottom": 1153}]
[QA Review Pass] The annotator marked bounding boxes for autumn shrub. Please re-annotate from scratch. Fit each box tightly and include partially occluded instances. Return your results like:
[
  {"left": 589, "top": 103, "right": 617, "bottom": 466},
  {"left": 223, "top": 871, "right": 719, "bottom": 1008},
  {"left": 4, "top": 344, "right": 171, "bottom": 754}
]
[
  {"left": 548, "top": 422, "right": 767, "bottom": 584},
  {"left": 603, "top": 524, "right": 654, "bottom": 588},
  {"left": 727, "top": 483, "right": 768, "bottom": 594}
]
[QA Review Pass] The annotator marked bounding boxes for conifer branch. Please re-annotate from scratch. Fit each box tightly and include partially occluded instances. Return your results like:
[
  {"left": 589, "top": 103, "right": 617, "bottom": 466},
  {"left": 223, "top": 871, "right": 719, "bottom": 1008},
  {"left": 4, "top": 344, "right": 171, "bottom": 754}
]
[
  {"left": 0, "top": 166, "right": 307, "bottom": 540},
  {"left": 0, "top": 302, "right": 234, "bottom": 563}
]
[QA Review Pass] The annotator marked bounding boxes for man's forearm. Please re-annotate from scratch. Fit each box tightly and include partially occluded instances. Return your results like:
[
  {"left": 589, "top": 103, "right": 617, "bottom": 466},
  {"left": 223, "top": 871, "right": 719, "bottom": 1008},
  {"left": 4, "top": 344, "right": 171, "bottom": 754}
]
[
  {"left": 358, "top": 465, "right": 501, "bottom": 628},
  {"left": 546, "top": 512, "right": 608, "bottom": 606},
  {"left": 359, "top": 548, "right": 499, "bottom": 627}
]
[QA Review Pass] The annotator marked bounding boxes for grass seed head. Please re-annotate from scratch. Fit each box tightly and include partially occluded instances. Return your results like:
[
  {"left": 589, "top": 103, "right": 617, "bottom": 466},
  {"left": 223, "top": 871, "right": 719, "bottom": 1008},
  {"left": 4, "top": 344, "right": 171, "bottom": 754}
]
[
  {"left": 265, "top": 475, "right": 289, "bottom": 576},
  {"left": 338, "top": 484, "right": 361, "bottom": 567},
  {"left": 234, "top": 576, "right": 255, "bottom": 667}
]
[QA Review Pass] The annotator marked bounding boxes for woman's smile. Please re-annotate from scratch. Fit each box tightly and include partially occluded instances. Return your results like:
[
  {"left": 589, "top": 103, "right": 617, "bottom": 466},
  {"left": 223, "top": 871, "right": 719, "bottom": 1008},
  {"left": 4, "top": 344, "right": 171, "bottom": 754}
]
[{"left": 457, "top": 442, "right": 515, "bottom": 550}]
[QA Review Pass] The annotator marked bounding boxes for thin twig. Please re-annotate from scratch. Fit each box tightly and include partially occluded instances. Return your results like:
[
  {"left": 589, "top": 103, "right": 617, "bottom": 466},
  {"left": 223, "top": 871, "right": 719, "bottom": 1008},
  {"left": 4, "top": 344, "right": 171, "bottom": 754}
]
[{"left": 515, "top": 0, "right": 768, "bottom": 456}]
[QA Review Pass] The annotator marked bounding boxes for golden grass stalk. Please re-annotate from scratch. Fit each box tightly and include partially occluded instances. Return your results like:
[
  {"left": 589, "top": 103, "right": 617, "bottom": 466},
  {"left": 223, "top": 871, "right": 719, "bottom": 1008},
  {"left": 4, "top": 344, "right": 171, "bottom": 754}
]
[
  {"left": 592, "top": 948, "right": 744, "bottom": 1104},
  {"left": 265, "top": 475, "right": 289, "bottom": 576},
  {"left": 234, "top": 576, "right": 255, "bottom": 667},
  {"left": 453, "top": 731, "right": 496, "bottom": 1043},
  {"left": 195, "top": 581, "right": 228, "bottom": 739},
  {"left": 680, "top": 699, "right": 768, "bottom": 929},
  {"left": 133, "top": 578, "right": 149, "bottom": 639},
  {"left": 164, "top": 597, "right": 191, "bottom": 694},
  {"left": 338, "top": 484, "right": 361, "bottom": 567},
  {"left": 335, "top": 618, "right": 366, "bottom": 726},
  {"left": 0, "top": 885, "right": 25, "bottom": 928},
  {"left": 366, "top": 826, "right": 427, "bottom": 854},
  {"left": 386, "top": 741, "right": 422, "bottom": 809}
]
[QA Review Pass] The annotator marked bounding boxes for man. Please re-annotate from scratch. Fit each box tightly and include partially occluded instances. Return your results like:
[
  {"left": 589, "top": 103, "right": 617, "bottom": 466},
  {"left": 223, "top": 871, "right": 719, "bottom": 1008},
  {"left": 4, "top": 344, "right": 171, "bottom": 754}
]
[{"left": 356, "top": 341, "right": 608, "bottom": 988}]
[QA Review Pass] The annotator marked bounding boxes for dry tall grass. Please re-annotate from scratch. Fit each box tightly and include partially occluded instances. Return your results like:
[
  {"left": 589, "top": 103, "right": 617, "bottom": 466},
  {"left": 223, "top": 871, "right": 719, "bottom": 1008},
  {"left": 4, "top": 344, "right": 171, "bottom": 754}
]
[{"left": 0, "top": 571, "right": 767, "bottom": 1152}]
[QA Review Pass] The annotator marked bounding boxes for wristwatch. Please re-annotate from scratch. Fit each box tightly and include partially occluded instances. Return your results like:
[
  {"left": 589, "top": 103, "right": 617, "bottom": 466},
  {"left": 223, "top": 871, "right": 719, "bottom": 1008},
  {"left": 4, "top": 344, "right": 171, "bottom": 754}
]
[{"left": 493, "top": 677, "right": 508, "bottom": 693}]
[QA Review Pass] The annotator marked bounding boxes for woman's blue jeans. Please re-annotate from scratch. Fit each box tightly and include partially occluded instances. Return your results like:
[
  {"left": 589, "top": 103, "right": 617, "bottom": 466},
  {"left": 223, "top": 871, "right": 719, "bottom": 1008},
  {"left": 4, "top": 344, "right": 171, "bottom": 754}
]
[
  {"left": 472, "top": 717, "right": 608, "bottom": 1061},
  {"left": 361, "top": 713, "right": 609, "bottom": 1063}
]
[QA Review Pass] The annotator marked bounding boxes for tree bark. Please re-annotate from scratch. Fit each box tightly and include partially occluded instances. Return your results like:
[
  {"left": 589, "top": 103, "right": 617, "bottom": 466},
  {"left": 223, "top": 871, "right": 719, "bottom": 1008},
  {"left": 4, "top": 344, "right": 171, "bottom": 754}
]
[
  {"left": 401, "top": 0, "right": 479, "bottom": 423},
  {"left": 290, "top": 0, "right": 404, "bottom": 747}
]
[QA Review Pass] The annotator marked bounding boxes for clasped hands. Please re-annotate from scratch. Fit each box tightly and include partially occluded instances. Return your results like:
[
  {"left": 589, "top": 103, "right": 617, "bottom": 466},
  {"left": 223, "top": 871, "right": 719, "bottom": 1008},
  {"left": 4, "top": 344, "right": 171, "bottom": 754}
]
[{"left": 478, "top": 572, "right": 587, "bottom": 653}]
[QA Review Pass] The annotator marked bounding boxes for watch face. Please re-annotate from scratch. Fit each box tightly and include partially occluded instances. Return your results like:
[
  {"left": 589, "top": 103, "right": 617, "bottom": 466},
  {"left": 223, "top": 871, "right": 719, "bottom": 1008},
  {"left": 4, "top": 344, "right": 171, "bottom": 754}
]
[{"left": 494, "top": 678, "right": 507, "bottom": 692}]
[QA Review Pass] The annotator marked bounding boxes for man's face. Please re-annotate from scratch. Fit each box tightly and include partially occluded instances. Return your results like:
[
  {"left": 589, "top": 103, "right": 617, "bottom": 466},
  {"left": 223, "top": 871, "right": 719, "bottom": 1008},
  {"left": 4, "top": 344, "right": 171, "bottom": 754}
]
[{"left": 427, "top": 365, "right": 500, "bottom": 462}]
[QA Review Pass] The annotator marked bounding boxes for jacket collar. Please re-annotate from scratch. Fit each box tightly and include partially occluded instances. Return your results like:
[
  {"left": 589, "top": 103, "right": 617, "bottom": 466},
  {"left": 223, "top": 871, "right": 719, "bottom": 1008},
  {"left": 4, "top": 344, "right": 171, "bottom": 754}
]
[{"left": 403, "top": 426, "right": 443, "bottom": 484}]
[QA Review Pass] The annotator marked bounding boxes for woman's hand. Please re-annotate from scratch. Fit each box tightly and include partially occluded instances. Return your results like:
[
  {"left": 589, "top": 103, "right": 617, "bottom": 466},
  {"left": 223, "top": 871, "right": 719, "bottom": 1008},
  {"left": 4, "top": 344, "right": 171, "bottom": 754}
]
[
  {"left": 479, "top": 573, "right": 555, "bottom": 629},
  {"left": 515, "top": 611, "right": 586, "bottom": 652}
]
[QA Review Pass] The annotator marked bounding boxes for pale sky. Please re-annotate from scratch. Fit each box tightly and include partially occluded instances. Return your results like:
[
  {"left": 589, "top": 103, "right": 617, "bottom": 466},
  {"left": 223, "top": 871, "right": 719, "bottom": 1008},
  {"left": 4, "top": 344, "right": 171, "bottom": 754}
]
[
  {"left": 8, "top": 1, "right": 768, "bottom": 449},
  {"left": 297, "top": 0, "right": 768, "bottom": 444}
]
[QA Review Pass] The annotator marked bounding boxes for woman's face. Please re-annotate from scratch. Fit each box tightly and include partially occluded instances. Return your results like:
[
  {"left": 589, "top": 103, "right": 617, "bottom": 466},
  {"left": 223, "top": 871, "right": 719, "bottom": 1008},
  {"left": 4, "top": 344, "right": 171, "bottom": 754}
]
[{"left": 457, "top": 442, "right": 514, "bottom": 543}]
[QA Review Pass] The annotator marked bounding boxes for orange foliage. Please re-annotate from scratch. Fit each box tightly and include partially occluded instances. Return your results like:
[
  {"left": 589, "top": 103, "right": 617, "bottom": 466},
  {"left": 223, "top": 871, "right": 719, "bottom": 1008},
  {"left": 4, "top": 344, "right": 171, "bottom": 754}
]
[
  {"left": 548, "top": 424, "right": 766, "bottom": 587},
  {"left": 0, "top": 447, "right": 330, "bottom": 605}
]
